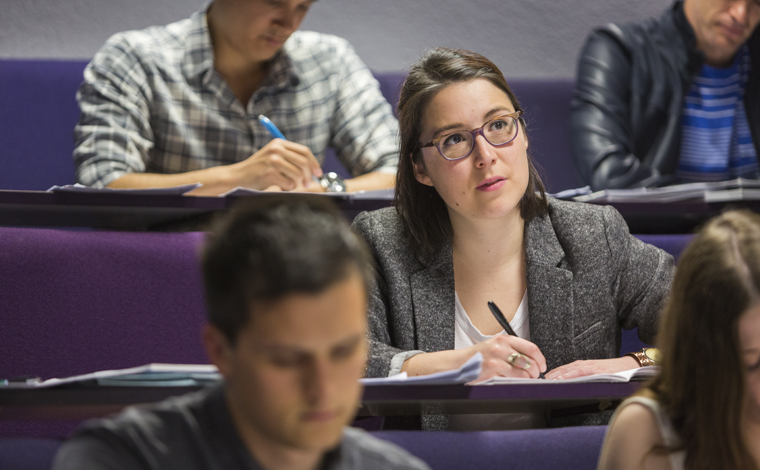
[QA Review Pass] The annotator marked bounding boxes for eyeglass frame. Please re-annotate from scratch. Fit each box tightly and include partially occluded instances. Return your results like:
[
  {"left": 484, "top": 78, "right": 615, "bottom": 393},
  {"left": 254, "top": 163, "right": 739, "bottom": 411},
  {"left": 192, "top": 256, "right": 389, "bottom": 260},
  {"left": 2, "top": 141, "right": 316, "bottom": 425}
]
[{"left": 418, "top": 111, "right": 523, "bottom": 161}]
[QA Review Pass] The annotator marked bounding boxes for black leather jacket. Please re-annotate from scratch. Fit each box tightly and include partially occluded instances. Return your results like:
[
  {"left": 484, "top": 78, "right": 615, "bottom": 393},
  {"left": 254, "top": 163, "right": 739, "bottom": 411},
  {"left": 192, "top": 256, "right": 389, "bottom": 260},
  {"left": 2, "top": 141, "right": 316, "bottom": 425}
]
[{"left": 571, "top": 1, "right": 760, "bottom": 190}]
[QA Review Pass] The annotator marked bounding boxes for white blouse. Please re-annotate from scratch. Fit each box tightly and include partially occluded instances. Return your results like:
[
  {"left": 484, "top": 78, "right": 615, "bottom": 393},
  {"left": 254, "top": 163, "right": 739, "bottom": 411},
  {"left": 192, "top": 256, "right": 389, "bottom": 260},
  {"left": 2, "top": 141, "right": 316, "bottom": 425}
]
[{"left": 454, "top": 290, "right": 529, "bottom": 350}]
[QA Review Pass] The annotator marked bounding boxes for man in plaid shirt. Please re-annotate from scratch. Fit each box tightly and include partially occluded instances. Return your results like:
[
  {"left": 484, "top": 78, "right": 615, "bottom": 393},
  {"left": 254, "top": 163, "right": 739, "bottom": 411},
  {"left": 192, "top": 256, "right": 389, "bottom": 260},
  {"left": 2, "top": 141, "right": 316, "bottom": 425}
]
[{"left": 74, "top": 0, "right": 399, "bottom": 195}]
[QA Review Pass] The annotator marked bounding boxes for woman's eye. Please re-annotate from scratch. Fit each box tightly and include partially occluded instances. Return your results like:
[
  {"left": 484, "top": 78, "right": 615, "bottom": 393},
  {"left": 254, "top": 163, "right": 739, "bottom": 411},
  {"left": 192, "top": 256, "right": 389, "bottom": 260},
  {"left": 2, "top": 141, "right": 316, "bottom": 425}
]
[
  {"left": 489, "top": 120, "right": 507, "bottom": 131},
  {"left": 442, "top": 133, "right": 467, "bottom": 147}
]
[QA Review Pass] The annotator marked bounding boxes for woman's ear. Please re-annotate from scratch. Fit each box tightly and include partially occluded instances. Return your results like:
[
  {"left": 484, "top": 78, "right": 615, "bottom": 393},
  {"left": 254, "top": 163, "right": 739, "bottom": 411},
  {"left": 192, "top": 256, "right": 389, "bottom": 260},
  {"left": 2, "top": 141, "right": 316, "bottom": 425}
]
[{"left": 412, "top": 155, "right": 434, "bottom": 187}]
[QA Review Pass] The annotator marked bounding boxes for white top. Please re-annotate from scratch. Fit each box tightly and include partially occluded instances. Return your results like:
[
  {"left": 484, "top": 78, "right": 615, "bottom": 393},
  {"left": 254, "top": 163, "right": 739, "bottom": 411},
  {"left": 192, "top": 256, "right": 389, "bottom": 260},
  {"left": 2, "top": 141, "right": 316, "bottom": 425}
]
[
  {"left": 603, "top": 396, "right": 686, "bottom": 470},
  {"left": 454, "top": 290, "right": 529, "bottom": 350},
  {"left": 449, "top": 289, "right": 542, "bottom": 431}
]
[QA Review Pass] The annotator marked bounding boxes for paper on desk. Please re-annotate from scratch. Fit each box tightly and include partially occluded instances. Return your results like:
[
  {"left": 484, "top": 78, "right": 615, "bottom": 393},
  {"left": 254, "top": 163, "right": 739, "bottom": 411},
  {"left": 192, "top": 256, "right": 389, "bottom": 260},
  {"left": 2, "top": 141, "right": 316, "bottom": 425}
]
[
  {"left": 476, "top": 366, "right": 659, "bottom": 385},
  {"left": 547, "top": 186, "right": 591, "bottom": 200},
  {"left": 574, "top": 178, "right": 760, "bottom": 203},
  {"left": 47, "top": 183, "right": 202, "bottom": 195},
  {"left": 3, "top": 364, "right": 221, "bottom": 389},
  {"left": 220, "top": 187, "right": 394, "bottom": 200},
  {"left": 360, "top": 352, "right": 483, "bottom": 386}
]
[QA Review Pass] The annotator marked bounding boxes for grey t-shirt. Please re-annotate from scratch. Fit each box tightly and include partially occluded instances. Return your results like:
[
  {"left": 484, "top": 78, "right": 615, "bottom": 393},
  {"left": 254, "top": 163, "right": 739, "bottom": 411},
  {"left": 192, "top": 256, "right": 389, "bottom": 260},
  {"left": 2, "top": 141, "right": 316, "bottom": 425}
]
[{"left": 52, "top": 386, "right": 429, "bottom": 470}]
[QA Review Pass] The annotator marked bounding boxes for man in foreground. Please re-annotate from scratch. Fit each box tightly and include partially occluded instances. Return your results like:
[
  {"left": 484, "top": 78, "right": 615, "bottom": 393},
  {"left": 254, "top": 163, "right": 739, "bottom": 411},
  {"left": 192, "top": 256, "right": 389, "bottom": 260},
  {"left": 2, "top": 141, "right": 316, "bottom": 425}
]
[
  {"left": 74, "top": 0, "right": 399, "bottom": 195},
  {"left": 572, "top": 0, "right": 760, "bottom": 190},
  {"left": 53, "top": 197, "right": 428, "bottom": 470}
]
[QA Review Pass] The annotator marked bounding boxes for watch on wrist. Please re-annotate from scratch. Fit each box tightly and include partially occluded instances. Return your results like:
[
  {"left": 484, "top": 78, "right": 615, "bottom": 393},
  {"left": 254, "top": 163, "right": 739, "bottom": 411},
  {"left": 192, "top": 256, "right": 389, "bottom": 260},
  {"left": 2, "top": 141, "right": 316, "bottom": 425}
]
[
  {"left": 626, "top": 348, "right": 661, "bottom": 367},
  {"left": 318, "top": 172, "right": 347, "bottom": 193}
]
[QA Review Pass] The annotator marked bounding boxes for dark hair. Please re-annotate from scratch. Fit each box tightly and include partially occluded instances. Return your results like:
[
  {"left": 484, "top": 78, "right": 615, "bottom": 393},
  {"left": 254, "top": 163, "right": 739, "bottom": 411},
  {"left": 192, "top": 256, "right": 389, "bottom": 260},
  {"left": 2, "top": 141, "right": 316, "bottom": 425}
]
[
  {"left": 643, "top": 210, "right": 760, "bottom": 469},
  {"left": 202, "top": 195, "right": 373, "bottom": 344},
  {"left": 394, "top": 47, "right": 547, "bottom": 255}
]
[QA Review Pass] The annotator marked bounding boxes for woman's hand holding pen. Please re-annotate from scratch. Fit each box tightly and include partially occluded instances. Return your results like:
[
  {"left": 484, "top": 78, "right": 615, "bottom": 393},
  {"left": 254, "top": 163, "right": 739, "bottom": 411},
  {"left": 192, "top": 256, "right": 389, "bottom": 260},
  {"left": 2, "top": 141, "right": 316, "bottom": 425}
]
[{"left": 470, "top": 335, "right": 547, "bottom": 383}]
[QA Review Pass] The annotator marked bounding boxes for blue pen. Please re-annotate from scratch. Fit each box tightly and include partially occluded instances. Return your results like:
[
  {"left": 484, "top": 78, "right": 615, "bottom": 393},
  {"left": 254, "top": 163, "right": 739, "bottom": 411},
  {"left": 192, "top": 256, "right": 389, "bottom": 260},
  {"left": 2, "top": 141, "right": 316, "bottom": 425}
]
[
  {"left": 258, "top": 114, "right": 322, "bottom": 184},
  {"left": 258, "top": 115, "right": 286, "bottom": 140}
]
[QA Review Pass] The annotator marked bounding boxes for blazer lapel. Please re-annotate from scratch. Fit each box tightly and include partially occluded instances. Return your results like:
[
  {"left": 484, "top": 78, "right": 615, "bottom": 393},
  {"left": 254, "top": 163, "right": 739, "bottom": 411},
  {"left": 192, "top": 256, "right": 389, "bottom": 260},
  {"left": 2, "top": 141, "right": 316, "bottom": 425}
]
[
  {"left": 410, "top": 244, "right": 456, "bottom": 353},
  {"left": 525, "top": 214, "right": 574, "bottom": 370}
]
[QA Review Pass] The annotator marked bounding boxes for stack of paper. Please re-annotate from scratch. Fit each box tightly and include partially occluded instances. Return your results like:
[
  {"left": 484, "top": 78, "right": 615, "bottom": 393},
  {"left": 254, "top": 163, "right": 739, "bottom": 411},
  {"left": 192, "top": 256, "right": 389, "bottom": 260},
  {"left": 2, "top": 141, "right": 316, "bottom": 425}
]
[
  {"left": 573, "top": 178, "right": 760, "bottom": 203},
  {"left": 47, "top": 183, "right": 202, "bottom": 195},
  {"left": 476, "top": 366, "right": 659, "bottom": 385},
  {"left": 2, "top": 364, "right": 221, "bottom": 389},
  {"left": 360, "top": 353, "right": 483, "bottom": 386}
]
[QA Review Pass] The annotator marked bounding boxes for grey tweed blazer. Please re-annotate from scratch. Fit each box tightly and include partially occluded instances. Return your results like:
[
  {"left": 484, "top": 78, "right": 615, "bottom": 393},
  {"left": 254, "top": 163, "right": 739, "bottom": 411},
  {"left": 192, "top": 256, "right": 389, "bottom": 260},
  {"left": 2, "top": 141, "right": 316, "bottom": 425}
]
[{"left": 352, "top": 198, "right": 675, "bottom": 378}]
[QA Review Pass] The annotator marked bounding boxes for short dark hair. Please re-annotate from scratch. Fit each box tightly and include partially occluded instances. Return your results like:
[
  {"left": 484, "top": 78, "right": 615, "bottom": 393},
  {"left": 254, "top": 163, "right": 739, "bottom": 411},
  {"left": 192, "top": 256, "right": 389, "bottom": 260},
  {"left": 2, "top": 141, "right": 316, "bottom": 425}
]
[
  {"left": 395, "top": 47, "right": 547, "bottom": 255},
  {"left": 202, "top": 195, "right": 373, "bottom": 344}
]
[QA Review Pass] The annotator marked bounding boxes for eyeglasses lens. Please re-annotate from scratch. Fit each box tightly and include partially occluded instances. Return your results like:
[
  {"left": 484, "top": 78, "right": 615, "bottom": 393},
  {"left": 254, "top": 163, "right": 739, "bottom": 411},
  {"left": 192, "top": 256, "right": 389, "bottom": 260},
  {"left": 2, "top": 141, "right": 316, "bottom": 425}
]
[{"left": 439, "top": 117, "right": 517, "bottom": 160}]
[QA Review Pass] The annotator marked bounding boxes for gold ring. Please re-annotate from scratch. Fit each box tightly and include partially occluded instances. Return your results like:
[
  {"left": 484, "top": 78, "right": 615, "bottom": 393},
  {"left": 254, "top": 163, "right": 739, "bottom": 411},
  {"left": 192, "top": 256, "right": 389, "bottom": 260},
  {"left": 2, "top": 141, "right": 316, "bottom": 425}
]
[{"left": 507, "top": 353, "right": 524, "bottom": 366}]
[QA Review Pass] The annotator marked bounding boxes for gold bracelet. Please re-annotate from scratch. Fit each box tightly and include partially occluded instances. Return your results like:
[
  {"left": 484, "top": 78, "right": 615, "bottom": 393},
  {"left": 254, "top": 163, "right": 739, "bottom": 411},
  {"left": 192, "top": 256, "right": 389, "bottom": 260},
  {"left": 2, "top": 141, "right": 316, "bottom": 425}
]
[{"left": 625, "top": 348, "right": 661, "bottom": 367}]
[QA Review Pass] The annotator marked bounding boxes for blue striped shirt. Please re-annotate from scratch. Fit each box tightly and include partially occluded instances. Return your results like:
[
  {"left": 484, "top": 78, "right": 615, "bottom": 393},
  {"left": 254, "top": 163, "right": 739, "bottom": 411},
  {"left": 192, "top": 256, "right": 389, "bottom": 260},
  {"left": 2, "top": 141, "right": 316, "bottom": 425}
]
[{"left": 677, "top": 46, "right": 757, "bottom": 182}]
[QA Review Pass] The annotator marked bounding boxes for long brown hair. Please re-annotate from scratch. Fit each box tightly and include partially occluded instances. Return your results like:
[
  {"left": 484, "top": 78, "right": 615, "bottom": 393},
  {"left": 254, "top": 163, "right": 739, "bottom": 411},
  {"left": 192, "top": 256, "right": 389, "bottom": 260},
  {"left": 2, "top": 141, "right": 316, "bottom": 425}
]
[
  {"left": 645, "top": 210, "right": 760, "bottom": 469},
  {"left": 394, "top": 47, "right": 547, "bottom": 255}
]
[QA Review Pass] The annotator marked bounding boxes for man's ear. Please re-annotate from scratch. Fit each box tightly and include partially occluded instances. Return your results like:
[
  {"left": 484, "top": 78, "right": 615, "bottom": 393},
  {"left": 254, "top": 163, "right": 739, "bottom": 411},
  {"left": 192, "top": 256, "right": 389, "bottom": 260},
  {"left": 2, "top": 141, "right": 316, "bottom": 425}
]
[
  {"left": 412, "top": 156, "right": 434, "bottom": 187},
  {"left": 203, "top": 324, "right": 233, "bottom": 378}
]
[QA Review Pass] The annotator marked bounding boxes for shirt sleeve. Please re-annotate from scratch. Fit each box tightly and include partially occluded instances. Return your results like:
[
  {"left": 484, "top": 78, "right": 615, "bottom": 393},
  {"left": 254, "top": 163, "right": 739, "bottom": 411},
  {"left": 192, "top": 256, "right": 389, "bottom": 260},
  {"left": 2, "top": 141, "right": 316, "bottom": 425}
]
[
  {"left": 73, "top": 36, "right": 155, "bottom": 188},
  {"left": 328, "top": 42, "right": 400, "bottom": 177},
  {"left": 570, "top": 27, "right": 657, "bottom": 190},
  {"left": 603, "top": 205, "right": 675, "bottom": 345}
]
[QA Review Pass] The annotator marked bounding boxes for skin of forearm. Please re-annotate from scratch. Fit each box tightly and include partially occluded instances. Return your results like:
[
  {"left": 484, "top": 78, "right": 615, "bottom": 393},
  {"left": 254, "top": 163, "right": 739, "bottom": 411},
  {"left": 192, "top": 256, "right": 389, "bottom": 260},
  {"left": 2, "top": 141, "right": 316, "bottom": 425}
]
[
  {"left": 107, "top": 165, "right": 236, "bottom": 196},
  {"left": 108, "top": 168, "right": 396, "bottom": 195},
  {"left": 401, "top": 348, "right": 473, "bottom": 377},
  {"left": 344, "top": 171, "right": 396, "bottom": 192}
]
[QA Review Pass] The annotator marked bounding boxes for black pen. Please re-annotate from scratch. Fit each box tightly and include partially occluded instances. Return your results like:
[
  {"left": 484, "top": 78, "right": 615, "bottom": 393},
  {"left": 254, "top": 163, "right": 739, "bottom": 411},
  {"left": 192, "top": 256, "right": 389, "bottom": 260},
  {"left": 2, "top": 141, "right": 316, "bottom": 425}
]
[{"left": 487, "top": 300, "right": 546, "bottom": 379}]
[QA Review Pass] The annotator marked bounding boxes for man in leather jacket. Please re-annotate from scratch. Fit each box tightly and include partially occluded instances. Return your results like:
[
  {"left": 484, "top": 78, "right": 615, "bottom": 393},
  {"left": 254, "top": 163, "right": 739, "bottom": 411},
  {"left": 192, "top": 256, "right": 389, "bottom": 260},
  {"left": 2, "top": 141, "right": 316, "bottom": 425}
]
[{"left": 571, "top": 0, "right": 760, "bottom": 190}]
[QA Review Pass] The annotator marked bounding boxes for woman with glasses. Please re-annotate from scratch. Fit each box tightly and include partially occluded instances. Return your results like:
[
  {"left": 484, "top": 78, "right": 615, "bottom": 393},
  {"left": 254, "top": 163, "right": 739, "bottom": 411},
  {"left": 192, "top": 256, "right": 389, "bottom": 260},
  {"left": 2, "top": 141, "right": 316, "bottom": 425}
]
[
  {"left": 598, "top": 211, "right": 760, "bottom": 470},
  {"left": 352, "top": 48, "right": 674, "bottom": 428}
]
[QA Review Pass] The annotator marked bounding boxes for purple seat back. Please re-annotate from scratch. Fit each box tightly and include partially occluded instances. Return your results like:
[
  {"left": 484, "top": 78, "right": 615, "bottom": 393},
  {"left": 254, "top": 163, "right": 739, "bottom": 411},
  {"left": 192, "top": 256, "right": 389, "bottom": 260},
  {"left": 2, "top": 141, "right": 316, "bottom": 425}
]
[
  {"left": 0, "top": 60, "right": 84, "bottom": 190},
  {"left": 0, "top": 226, "right": 209, "bottom": 382},
  {"left": 0, "top": 439, "right": 62, "bottom": 470},
  {"left": 372, "top": 426, "right": 607, "bottom": 470}
]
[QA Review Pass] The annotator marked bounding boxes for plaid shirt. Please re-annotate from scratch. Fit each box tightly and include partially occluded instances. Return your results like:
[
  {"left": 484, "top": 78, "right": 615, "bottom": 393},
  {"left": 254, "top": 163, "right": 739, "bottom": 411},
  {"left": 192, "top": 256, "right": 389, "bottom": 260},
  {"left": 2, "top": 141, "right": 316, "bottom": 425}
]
[{"left": 74, "top": 9, "right": 400, "bottom": 188}]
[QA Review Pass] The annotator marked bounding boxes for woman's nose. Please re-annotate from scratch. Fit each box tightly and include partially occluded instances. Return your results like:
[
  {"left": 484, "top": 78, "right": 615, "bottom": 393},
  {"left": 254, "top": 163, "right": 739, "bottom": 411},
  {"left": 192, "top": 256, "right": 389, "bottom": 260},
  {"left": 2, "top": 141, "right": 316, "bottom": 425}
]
[{"left": 472, "top": 135, "right": 497, "bottom": 168}]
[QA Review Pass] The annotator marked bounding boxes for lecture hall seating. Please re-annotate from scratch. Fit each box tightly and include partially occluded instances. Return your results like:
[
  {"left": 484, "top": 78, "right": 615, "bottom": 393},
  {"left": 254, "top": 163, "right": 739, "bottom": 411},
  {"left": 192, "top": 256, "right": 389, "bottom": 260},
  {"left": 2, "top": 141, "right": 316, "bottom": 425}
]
[
  {"left": 0, "top": 60, "right": 582, "bottom": 193},
  {"left": 0, "top": 427, "right": 609, "bottom": 470}
]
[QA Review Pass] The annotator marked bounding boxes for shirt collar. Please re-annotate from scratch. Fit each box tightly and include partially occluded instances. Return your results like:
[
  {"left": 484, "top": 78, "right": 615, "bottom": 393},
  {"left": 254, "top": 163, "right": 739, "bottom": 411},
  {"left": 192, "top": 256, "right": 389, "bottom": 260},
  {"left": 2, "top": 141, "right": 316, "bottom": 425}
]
[{"left": 182, "top": 6, "right": 216, "bottom": 81}]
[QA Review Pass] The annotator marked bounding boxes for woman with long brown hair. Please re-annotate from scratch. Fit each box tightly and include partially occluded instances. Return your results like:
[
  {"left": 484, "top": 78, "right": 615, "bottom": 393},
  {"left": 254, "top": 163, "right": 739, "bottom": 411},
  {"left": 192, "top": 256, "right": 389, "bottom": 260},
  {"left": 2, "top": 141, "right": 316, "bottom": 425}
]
[
  {"left": 352, "top": 47, "right": 674, "bottom": 428},
  {"left": 598, "top": 210, "right": 760, "bottom": 469}
]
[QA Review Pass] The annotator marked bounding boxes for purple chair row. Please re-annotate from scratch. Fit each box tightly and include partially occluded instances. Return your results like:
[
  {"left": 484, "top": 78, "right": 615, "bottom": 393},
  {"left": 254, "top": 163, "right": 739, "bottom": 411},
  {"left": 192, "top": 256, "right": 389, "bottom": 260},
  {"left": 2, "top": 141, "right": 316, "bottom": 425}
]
[
  {"left": 0, "top": 426, "right": 608, "bottom": 470},
  {"left": 0, "top": 226, "right": 690, "bottom": 438},
  {"left": 0, "top": 59, "right": 580, "bottom": 193}
]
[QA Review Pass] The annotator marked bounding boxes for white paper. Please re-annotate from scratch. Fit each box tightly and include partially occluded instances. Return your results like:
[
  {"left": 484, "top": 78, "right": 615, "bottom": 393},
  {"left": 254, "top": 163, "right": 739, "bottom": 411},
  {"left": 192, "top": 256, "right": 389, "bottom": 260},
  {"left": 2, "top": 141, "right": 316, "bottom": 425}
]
[
  {"left": 360, "top": 352, "right": 483, "bottom": 386},
  {"left": 4, "top": 363, "right": 220, "bottom": 389},
  {"left": 476, "top": 366, "right": 659, "bottom": 385},
  {"left": 574, "top": 178, "right": 760, "bottom": 203},
  {"left": 548, "top": 186, "right": 592, "bottom": 200},
  {"left": 47, "top": 183, "right": 202, "bottom": 195}
]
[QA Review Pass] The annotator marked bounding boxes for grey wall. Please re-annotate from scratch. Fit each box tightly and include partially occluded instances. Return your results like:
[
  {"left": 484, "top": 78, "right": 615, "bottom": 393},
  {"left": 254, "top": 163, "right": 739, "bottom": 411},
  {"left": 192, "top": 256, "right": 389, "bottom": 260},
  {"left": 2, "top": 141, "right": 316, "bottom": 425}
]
[{"left": 0, "top": 0, "right": 670, "bottom": 78}]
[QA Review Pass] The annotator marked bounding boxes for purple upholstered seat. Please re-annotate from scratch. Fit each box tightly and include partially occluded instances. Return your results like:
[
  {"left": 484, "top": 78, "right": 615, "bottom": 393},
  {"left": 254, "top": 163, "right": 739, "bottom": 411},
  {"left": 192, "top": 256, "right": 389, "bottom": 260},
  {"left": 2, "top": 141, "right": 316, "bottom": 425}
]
[
  {"left": 0, "top": 226, "right": 209, "bottom": 382},
  {"left": 0, "top": 61, "right": 578, "bottom": 193},
  {"left": 372, "top": 426, "right": 606, "bottom": 470},
  {"left": 0, "top": 439, "right": 62, "bottom": 470},
  {"left": 0, "top": 60, "right": 84, "bottom": 190}
]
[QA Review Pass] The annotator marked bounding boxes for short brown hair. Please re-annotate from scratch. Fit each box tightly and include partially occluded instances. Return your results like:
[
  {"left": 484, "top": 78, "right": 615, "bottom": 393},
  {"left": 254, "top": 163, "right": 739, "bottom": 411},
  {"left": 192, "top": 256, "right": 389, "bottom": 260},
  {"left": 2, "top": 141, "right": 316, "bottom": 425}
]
[
  {"left": 202, "top": 195, "right": 373, "bottom": 344},
  {"left": 644, "top": 210, "right": 760, "bottom": 469},
  {"left": 394, "top": 47, "right": 547, "bottom": 255}
]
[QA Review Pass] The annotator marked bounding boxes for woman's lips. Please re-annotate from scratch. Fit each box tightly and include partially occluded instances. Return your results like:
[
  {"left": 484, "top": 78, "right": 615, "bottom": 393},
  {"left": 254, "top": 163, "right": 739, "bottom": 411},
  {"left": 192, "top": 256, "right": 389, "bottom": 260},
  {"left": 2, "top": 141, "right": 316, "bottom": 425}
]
[{"left": 477, "top": 176, "right": 506, "bottom": 192}]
